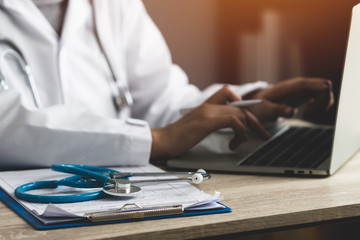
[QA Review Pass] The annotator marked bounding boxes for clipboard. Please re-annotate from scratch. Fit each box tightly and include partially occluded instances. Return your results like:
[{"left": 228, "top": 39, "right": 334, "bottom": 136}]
[{"left": 0, "top": 188, "right": 232, "bottom": 230}]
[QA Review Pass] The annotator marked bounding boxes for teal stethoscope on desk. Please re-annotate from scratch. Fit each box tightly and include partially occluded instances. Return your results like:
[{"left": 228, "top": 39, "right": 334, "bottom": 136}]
[{"left": 14, "top": 164, "right": 211, "bottom": 203}]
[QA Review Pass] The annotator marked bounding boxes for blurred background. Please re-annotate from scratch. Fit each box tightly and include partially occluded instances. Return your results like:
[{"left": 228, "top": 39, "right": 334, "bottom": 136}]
[{"left": 143, "top": 0, "right": 359, "bottom": 124}]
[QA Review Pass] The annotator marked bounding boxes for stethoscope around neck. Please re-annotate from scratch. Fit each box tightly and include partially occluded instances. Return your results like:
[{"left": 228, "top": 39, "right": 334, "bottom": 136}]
[
  {"left": 0, "top": 36, "right": 43, "bottom": 108},
  {"left": 14, "top": 164, "right": 211, "bottom": 203},
  {"left": 0, "top": 14, "right": 133, "bottom": 113}
]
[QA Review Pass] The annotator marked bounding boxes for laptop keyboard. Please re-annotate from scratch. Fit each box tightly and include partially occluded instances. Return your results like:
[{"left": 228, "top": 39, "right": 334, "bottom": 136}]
[{"left": 238, "top": 126, "right": 334, "bottom": 169}]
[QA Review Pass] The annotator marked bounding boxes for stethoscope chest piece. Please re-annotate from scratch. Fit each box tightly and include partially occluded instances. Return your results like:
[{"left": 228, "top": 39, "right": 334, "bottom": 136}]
[{"left": 103, "top": 179, "right": 141, "bottom": 197}]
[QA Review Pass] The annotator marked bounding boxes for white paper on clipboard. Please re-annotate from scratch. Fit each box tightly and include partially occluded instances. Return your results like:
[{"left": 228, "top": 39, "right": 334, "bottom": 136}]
[{"left": 0, "top": 164, "right": 224, "bottom": 225}]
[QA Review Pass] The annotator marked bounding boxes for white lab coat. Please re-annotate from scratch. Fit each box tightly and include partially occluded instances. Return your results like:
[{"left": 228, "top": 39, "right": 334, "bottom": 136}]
[{"left": 0, "top": 0, "right": 267, "bottom": 169}]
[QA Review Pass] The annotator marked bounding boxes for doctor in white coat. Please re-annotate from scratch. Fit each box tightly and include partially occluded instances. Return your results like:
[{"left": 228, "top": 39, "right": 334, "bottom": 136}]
[{"left": 0, "top": 0, "right": 333, "bottom": 169}]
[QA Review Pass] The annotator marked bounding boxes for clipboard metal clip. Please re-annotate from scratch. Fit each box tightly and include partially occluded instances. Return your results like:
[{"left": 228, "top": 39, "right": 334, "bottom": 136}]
[{"left": 85, "top": 203, "right": 184, "bottom": 222}]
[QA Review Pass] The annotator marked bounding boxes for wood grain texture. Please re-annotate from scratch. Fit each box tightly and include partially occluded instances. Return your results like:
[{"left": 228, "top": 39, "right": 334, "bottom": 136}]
[{"left": 1, "top": 151, "right": 360, "bottom": 240}]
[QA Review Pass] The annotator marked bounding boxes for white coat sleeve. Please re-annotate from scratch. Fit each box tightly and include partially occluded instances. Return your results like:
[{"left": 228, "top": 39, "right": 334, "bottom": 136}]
[{"left": 0, "top": 89, "right": 151, "bottom": 169}]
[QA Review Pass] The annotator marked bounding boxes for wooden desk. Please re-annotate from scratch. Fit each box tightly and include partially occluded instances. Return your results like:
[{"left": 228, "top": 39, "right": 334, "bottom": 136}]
[{"left": 2, "top": 152, "right": 360, "bottom": 240}]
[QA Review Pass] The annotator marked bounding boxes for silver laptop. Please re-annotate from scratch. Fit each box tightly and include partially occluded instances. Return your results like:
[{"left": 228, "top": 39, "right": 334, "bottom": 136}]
[{"left": 167, "top": 4, "right": 360, "bottom": 176}]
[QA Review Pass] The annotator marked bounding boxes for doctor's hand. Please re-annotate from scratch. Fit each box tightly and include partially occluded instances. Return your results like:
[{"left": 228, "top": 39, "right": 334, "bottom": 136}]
[
  {"left": 150, "top": 86, "right": 270, "bottom": 159},
  {"left": 244, "top": 77, "right": 334, "bottom": 122}
]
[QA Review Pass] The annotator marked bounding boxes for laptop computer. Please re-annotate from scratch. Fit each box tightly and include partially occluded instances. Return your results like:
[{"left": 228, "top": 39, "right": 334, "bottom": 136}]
[{"left": 167, "top": 4, "right": 360, "bottom": 177}]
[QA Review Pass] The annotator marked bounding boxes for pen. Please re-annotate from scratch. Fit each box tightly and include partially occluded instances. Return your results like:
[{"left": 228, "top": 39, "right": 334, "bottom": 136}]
[
  {"left": 180, "top": 99, "right": 262, "bottom": 114},
  {"left": 228, "top": 99, "right": 262, "bottom": 107}
]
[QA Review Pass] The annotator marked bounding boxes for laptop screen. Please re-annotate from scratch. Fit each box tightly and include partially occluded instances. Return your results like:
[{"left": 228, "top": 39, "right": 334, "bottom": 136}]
[{"left": 330, "top": 4, "right": 360, "bottom": 174}]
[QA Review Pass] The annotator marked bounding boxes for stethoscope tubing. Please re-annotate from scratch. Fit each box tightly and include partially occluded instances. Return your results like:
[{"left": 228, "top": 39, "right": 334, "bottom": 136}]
[
  {"left": 14, "top": 164, "right": 118, "bottom": 203},
  {"left": 0, "top": 37, "right": 42, "bottom": 108},
  {"left": 51, "top": 164, "right": 111, "bottom": 185},
  {"left": 14, "top": 180, "right": 106, "bottom": 203}
]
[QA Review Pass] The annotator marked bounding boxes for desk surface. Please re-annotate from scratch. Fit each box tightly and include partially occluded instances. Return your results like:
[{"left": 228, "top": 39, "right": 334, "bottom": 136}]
[{"left": 2, "top": 152, "right": 360, "bottom": 240}]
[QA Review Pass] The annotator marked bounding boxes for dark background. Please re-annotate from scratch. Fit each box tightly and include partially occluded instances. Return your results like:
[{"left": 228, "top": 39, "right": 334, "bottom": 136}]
[{"left": 144, "top": 0, "right": 359, "bottom": 123}]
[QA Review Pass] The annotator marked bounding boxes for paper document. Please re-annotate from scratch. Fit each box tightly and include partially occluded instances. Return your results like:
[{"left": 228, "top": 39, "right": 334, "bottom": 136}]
[{"left": 0, "top": 164, "right": 223, "bottom": 225}]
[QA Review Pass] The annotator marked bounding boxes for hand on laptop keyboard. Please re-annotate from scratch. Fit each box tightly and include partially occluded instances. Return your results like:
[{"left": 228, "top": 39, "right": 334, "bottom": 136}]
[
  {"left": 243, "top": 77, "right": 334, "bottom": 123},
  {"left": 150, "top": 86, "right": 271, "bottom": 159}
]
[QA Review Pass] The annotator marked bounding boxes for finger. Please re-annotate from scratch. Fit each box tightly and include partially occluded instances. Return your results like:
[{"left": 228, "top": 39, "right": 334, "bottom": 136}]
[
  {"left": 228, "top": 117, "right": 248, "bottom": 150},
  {"left": 302, "top": 78, "right": 333, "bottom": 94},
  {"left": 263, "top": 78, "right": 303, "bottom": 101},
  {"left": 245, "top": 110, "right": 271, "bottom": 140},
  {"left": 206, "top": 85, "right": 242, "bottom": 105},
  {"left": 266, "top": 78, "right": 332, "bottom": 105},
  {"left": 267, "top": 102, "right": 295, "bottom": 119},
  {"left": 306, "top": 80, "right": 334, "bottom": 112},
  {"left": 249, "top": 101, "right": 295, "bottom": 122}
]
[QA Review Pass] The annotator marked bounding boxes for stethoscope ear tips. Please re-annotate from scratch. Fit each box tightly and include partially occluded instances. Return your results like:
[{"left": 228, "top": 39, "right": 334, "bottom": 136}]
[{"left": 192, "top": 173, "right": 204, "bottom": 184}]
